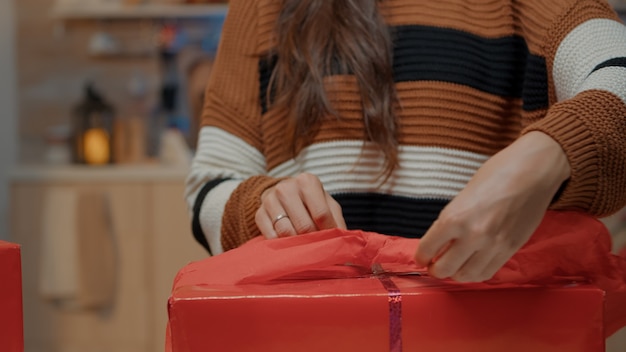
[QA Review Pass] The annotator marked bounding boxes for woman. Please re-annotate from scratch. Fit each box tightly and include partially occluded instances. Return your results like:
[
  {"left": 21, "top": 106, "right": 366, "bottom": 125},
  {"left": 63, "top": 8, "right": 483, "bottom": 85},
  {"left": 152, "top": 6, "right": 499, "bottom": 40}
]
[{"left": 186, "top": 0, "right": 626, "bottom": 282}]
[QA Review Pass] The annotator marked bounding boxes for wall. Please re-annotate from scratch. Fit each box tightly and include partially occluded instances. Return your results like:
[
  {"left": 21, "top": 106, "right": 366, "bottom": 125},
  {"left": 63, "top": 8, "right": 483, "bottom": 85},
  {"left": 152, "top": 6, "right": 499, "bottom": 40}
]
[
  {"left": 0, "top": 0, "right": 18, "bottom": 241},
  {"left": 16, "top": 0, "right": 160, "bottom": 163},
  {"left": 15, "top": 0, "right": 222, "bottom": 163}
]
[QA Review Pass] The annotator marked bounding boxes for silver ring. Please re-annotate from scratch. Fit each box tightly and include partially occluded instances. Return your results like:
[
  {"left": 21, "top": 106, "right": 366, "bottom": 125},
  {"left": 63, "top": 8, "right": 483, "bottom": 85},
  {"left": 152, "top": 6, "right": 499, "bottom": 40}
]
[{"left": 272, "top": 213, "right": 289, "bottom": 226}]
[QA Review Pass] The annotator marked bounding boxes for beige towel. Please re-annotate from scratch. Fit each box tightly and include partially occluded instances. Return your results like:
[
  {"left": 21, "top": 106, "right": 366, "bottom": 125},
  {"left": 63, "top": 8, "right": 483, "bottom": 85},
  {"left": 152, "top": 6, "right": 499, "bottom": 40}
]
[
  {"left": 75, "top": 191, "right": 116, "bottom": 309},
  {"left": 39, "top": 187, "right": 115, "bottom": 310},
  {"left": 39, "top": 187, "right": 80, "bottom": 301}
]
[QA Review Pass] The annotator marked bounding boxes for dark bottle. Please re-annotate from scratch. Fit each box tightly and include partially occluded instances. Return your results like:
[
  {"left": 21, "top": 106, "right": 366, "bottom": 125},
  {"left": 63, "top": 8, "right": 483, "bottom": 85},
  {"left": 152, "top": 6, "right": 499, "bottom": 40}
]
[{"left": 72, "top": 83, "right": 116, "bottom": 165}]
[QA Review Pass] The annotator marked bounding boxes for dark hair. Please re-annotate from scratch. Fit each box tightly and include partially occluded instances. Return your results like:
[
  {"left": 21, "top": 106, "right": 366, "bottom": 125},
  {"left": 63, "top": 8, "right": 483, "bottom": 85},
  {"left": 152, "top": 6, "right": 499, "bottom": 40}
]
[{"left": 269, "top": 0, "right": 398, "bottom": 175}]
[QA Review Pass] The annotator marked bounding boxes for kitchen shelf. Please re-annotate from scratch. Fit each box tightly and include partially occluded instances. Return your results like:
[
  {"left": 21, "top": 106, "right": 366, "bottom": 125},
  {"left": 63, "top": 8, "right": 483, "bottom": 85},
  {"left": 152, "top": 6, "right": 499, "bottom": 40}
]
[
  {"left": 51, "top": 2, "right": 228, "bottom": 20},
  {"left": 10, "top": 164, "right": 189, "bottom": 182}
]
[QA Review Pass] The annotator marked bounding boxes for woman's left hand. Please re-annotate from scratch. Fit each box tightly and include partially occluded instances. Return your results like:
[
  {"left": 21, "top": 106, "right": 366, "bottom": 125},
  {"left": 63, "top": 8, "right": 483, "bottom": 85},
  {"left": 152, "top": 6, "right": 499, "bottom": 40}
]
[{"left": 414, "top": 131, "right": 571, "bottom": 282}]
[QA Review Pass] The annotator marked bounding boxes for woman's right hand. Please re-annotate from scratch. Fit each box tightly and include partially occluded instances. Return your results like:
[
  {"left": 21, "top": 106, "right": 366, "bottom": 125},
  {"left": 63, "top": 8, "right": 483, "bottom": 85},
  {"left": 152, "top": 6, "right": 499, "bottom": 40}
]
[{"left": 255, "top": 173, "right": 347, "bottom": 239}]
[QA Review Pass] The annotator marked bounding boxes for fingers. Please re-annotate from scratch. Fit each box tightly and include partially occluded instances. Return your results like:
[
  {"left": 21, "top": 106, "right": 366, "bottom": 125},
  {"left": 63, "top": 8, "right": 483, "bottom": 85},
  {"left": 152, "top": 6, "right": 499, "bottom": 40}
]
[
  {"left": 298, "top": 173, "right": 340, "bottom": 230},
  {"left": 256, "top": 204, "right": 300, "bottom": 239},
  {"left": 255, "top": 173, "right": 346, "bottom": 239},
  {"left": 478, "top": 251, "right": 512, "bottom": 281},
  {"left": 428, "top": 238, "right": 476, "bottom": 280},
  {"left": 273, "top": 181, "right": 317, "bottom": 236},
  {"left": 414, "top": 219, "right": 457, "bottom": 268},
  {"left": 273, "top": 213, "right": 298, "bottom": 238},
  {"left": 255, "top": 207, "right": 277, "bottom": 239},
  {"left": 327, "top": 194, "right": 347, "bottom": 230},
  {"left": 452, "top": 250, "right": 511, "bottom": 282},
  {"left": 416, "top": 213, "right": 513, "bottom": 282},
  {"left": 262, "top": 181, "right": 311, "bottom": 238},
  {"left": 419, "top": 224, "right": 515, "bottom": 282},
  {"left": 452, "top": 250, "right": 496, "bottom": 282}
]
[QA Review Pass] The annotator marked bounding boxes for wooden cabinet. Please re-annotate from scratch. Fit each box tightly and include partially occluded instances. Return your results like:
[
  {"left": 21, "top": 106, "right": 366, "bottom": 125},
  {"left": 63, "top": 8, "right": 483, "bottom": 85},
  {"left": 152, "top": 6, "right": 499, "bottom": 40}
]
[{"left": 10, "top": 165, "right": 207, "bottom": 352}]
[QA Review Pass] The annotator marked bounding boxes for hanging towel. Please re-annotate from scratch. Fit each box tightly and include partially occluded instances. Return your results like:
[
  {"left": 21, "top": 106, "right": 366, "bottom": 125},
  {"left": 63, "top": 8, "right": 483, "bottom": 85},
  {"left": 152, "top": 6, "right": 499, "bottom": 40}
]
[
  {"left": 39, "top": 187, "right": 80, "bottom": 303},
  {"left": 39, "top": 187, "right": 116, "bottom": 311}
]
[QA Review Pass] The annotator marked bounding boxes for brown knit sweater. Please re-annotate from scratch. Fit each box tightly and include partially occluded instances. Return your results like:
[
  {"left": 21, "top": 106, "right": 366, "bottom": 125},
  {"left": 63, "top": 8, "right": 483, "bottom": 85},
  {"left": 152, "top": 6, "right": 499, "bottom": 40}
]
[{"left": 185, "top": 0, "right": 626, "bottom": 254}]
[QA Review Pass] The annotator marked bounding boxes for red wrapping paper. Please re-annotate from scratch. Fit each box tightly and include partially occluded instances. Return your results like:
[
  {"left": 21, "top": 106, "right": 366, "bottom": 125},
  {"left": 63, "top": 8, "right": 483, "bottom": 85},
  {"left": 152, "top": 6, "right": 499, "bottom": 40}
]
[
  {"left": 0, "top": 241, "right": 24, "bottom": 352},
  {"left": 168, "top": 211, "right": 626, "bottom": 351}
]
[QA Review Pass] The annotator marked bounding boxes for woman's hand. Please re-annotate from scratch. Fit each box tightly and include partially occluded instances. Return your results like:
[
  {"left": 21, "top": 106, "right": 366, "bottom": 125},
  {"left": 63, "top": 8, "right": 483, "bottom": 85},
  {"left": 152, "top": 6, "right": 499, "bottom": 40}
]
[
  {"left": 256, "top": 173, "right": 347, "bottom": 239},
  {"left": 415, "top": 131, "right": 571, "bottom": 282}
]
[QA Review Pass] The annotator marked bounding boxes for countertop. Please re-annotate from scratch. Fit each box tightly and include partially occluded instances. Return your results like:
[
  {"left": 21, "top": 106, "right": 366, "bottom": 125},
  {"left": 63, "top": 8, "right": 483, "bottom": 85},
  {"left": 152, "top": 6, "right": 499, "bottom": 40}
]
[{"left": 9, "top": 163, "right": 189, "bottom": 182}]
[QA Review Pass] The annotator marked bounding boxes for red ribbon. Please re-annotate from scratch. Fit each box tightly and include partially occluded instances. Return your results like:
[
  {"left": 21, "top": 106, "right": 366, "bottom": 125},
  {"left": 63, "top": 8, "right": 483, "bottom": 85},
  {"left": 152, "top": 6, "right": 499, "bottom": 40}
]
[{"left": 373, "top": 263, "right": 403, "bottom": 352}]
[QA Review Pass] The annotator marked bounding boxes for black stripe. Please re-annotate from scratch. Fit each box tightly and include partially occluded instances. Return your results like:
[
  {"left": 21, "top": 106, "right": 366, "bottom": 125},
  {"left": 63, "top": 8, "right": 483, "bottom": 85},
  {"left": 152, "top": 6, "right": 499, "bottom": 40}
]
[
  {"left": 191, "top": 178, "right": 231, "bottom": 254},
  {"left": 393, "top": 26, "right": 528, "bottom": 98},
  {"left": 591, "top": 57, "right": 626, "bottom": 74},
  {"left": 522, "top": 54, "right": 550, "bottom": 111},
  {"left": 260, "top": 25, "right": 549, "bottom": 113},
  {"left": 333, "top": 193, "right": 448, "bottom": 238}
]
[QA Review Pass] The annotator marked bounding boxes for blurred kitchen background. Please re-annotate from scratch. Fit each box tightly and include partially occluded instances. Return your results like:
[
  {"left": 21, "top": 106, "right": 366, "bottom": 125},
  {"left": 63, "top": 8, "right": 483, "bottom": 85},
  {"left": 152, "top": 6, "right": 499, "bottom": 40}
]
[
  {"left": 1, "top": 0, "right": 225, "bottom": 351},
  {"left": 2, "top": 1, "right": 626, "bottom": 352}
]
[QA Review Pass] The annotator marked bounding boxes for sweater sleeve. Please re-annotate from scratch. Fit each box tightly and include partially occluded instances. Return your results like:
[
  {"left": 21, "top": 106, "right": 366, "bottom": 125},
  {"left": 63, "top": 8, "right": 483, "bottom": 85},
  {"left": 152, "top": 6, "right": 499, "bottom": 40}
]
[
  {"left": 185, "top": 0, "right": 282, "bottom": 254},
  {"left": 521, "top": 0, "right": 626, "bottom": 216}
]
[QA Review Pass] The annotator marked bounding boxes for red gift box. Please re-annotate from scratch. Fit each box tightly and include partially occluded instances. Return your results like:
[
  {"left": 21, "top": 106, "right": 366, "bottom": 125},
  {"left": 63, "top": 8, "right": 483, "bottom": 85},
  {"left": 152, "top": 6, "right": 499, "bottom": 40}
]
[
  {"left": 168, "top": 275, "right": 605, "bottom": 352},
  {"left": 0, "top": 241, "right": 24, "bottom": 352},
  {"left": 167, "top": 211, "right": 626, "bottom": 352}
]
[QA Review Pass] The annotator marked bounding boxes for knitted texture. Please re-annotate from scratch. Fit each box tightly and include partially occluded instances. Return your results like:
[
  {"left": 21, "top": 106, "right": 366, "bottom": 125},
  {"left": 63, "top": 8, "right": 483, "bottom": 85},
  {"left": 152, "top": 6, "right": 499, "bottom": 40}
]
[
  {"left": 187, "top": 0, "right": 626, "bottom": 252},
  {"left": 220, "top": 176, "right": 287, "bottom": 252}
]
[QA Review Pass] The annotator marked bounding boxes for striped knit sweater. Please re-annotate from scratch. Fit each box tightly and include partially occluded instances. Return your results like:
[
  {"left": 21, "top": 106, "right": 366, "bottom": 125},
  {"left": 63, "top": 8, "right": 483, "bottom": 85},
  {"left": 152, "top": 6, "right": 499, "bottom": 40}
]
[{"left": 186, "top": 0, "right": 626, "bottom": 255}]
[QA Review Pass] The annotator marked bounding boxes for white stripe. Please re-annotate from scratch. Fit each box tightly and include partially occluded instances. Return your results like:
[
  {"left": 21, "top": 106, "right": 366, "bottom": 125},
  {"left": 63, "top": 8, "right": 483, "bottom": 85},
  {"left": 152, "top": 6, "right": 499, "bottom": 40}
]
[
  {"left": 185, "top": 127, "right": 265, "bottom": 210},
  {"left": 199, "top": 180, "right": 241, "bottom": 256},
  {"left": 186, "top": 127, "right": 265, "bottom": 255},
  {"left": 268, "top": 141, "right": 488, "bottom": 199},
  {"left": 553, "top": 19, "right": 626, "bottom": 101},
  {"left": 576, "top": 66, "right": 626, "bottom": 103},
  {"left": 192, "top": 127, "right": 265, "bottom": 177},
  {"left": 187, "top": 130, "right": 488, "bottom": 246}
]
